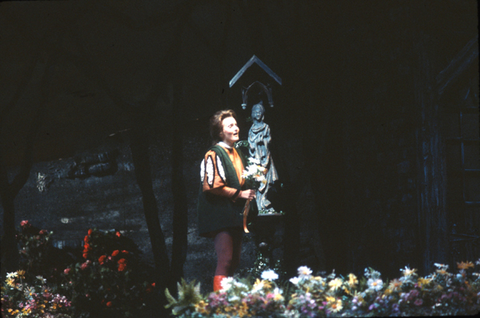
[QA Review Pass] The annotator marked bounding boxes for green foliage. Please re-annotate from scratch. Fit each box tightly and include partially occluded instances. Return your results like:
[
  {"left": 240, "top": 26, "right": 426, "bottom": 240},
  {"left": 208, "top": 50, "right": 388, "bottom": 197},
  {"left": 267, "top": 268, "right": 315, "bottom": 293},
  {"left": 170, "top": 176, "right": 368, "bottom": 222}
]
[
  {"left": 165, "top": 278, "right": 203, "bottom": 316},
  {"left": 16, "top": 220, "right": 55, "bottom": 281},
  {"left": 58, "top": 228, "right": 155, "bottom": 317},
  {"left": 4, "top": 221, "right": 155, "bottom": 318}
]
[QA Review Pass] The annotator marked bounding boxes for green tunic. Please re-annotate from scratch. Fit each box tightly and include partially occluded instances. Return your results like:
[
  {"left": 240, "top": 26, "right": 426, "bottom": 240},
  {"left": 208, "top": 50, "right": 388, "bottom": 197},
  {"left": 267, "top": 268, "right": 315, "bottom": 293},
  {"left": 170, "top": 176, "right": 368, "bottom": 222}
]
[{"left": 197, "top": 145, "right": 257, "bottom": 237}]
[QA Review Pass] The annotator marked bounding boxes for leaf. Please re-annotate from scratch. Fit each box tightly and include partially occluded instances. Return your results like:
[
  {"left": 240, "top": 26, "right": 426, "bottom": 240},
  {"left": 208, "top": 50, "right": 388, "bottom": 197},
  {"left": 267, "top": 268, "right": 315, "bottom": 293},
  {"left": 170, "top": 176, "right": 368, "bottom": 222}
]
[{"left": 164, "top": 288, "right": 177, "bottom": 308}]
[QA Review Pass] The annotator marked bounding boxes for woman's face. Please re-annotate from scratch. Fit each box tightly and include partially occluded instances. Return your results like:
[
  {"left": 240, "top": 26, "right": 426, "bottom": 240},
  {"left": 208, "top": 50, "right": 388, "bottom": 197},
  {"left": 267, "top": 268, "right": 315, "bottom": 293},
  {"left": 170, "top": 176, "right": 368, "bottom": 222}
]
[{"left": 221, "top": 116, "right": 239, "bottom": 146}]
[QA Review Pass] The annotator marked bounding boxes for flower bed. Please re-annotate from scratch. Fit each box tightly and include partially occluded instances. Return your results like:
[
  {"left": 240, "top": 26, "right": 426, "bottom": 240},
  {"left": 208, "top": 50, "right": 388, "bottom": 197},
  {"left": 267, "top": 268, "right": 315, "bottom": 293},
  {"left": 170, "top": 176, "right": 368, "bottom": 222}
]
[
  {"left": 166, "top": 262, "right": 480, "bottom": 317},
  {"left": 1, "top": 221, "right": 155, "bottom": 318}
]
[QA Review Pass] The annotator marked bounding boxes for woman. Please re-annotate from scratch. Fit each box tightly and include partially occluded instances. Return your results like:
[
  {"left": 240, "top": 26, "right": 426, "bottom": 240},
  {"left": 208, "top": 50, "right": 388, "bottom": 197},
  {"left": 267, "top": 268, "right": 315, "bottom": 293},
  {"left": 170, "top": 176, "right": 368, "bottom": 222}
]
[{"left": 197, "top": 109, "right": 256, "bottom": 291}]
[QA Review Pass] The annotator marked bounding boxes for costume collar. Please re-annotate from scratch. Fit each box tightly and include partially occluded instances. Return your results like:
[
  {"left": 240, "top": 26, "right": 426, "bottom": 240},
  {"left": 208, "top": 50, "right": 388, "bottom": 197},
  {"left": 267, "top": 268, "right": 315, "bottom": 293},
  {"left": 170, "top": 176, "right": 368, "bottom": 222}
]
[{"left": 217, "top": 141, "right": 233, "bottom": 149}]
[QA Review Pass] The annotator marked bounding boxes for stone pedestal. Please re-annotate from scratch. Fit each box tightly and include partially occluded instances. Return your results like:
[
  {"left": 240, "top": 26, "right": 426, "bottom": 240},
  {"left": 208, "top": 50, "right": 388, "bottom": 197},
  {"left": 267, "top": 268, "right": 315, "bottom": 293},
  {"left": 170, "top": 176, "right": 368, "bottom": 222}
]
[{"left": 251, "top": 214, "right": 284, "bottom": 270}]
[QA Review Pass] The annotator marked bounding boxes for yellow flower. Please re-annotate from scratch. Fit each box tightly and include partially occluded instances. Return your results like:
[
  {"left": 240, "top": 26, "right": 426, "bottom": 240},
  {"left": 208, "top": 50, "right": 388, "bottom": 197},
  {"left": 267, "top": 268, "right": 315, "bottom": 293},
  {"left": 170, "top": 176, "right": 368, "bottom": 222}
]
[
  {"left": 436, "top": 269, "right": 449, "bottom": 275},
  {"left": 329, "top": 278, "right": 343, "bottom": 291},
  {"left": 17, "top": 270, "right": 26, "bottom": 278},
  {"left": 417, "top": 277, "right": 432, "bottom": 288},
  {"left": 326, "top": 296, "right": 336, "bottom": 303},
  {"left": 401, "top": 266, "right": 417, "bottom": 277},
  {"left": 195, "top": 301, "right": 209, "bottom": 314},
  {"left": 6, "top": 278, "right": 15, "bottom": 287},
  {"left": 388, "top": 279, "right": 402, "bottom": 291},
  {"left": 457, "top": 261, "right": 474, "bottom": 270},
  {"left": 434, "top": 284, "right": 444, "bottom": 292},
  {"left": 237, "top": 302, "right": 248, "bottom": 317},
  {"left": 347, "top": 273, "right": 358, "bottom": 287},
  {"left": 262, "top": 280, "right": 272, "bottom": 290},
  {"left": 274, "top": 293, "right": 284, "bottom": 301}
]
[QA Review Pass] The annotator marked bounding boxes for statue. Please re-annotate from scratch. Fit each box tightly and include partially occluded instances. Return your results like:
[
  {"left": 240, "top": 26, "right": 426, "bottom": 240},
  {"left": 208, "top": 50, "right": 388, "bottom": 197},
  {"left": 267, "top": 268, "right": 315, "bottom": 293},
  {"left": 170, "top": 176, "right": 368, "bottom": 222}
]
[{"left": 248, "top": 102, "right": 279, "bottom": 213}]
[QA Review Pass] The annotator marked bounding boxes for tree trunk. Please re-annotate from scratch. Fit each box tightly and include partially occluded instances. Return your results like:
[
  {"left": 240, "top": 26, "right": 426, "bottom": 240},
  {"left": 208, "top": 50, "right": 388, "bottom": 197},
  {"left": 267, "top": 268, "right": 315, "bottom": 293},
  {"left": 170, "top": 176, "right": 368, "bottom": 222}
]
[
  {"left": 130, "top": 129, "right": 170, "bottom": 315},
  {"left": 414, "top": 31, "right": 448, "bottom": 275},
  {"left": 169, "top": 79, "right": 188, "bottom": 289},
  {"left": 0, "top": 184, "right": 18, "bottom": 274}
]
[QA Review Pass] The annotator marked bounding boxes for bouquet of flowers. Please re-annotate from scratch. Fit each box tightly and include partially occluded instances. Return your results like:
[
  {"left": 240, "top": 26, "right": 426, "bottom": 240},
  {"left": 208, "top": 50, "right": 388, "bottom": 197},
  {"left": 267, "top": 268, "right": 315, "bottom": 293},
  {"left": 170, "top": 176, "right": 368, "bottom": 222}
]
[
  {"left": 241, "top": 158, "right": 267, "bottom": 233},
  {"left": 242, "top": 157, "right": 267, "bottom": 189}
]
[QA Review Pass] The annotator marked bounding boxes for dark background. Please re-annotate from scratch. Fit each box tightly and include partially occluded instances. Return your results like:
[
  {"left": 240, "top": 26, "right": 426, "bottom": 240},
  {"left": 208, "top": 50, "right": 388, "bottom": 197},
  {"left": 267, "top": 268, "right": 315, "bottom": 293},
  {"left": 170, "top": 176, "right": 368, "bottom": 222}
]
[{"left": 1, "top": 0, "right": 479, "bottom": 295}]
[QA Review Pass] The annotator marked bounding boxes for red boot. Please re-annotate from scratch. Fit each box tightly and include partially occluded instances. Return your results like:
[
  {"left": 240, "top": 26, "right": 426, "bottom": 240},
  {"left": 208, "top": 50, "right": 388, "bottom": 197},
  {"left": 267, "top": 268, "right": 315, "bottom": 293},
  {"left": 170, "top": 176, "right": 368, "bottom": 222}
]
[{"left": 213, "top": 275, "right": 227, "bottom": 292}]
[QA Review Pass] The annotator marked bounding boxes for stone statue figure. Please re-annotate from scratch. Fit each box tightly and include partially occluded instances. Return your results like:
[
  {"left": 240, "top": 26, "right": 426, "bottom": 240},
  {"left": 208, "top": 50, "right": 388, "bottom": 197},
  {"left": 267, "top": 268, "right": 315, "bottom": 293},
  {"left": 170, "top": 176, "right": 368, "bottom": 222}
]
[{"left": 248, "top": 102, "right": 279, "bottom": 213}]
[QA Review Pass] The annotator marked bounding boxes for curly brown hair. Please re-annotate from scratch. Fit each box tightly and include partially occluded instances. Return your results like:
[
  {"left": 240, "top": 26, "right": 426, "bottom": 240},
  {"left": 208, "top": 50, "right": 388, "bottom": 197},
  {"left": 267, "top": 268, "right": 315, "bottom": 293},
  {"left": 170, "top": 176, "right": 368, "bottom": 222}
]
[{"left": 209, "top": 109, "right": 237, "bottom": 144}]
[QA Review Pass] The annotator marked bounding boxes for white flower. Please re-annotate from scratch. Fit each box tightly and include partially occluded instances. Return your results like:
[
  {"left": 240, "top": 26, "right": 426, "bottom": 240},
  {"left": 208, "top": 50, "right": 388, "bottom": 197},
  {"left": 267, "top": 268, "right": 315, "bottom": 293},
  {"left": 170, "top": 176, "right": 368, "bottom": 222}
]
[
  {"left": 6, "top": 272, "right": 18, "bottom": 279},
  {"left": 220, "top": 277, "right": 235, "bottom": 291},
  {"left": 248, "top": 157, "right": 260, "bottom": 165},
  {"left": 228, "top": 295, "right": 240, "bottom": 302},
  {"left": 400, "top": 266, "right": 417, "bottom": 277},
  {"left": 251, "top": 280, "right": 264, "bottom": 293},
  {"left": 233, "top": 281, "right": 248, "bottom": 290},
  {"left": 367, "top": 278, "right": 383, "bottom": 291},
  {"left": 289, "top": 277, "right": 300, "bottom": 285},
  {"left": 297, "top": 266, "right": 312, "bottom": 277},
  {"left": 261, "top": 270, "right": 279, "bottom": 281},
  {"left": 434, "top": 263, "right": 449, "bottom": 271},
  {"left": 273, "top": 287, "right": 284, "bottom": 301}
]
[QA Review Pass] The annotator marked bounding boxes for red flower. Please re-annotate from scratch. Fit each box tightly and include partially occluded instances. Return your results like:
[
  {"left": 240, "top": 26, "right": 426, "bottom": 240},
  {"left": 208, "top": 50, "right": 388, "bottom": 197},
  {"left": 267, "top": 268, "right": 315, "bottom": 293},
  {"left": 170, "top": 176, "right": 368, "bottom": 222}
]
[
  {"left": 146, "top": 282, "right": 155, "bottom": 293},
  {"left": 115, "top": 231, "right": 121, "bottom": 238},
  {"left": 98, "top": 255, "right": 107, "bottom": 265},
  {"left": 106, "top": 301, "right": 113, "bottom": 307},
  {"left": 82, "top": 252, "right": 88, "bottom": 259},
  {"left": 122, "top": 250, "right": 129, "bottom": 254},
  {"left": 117, "top": 258, "right": 127, "bottom": 271},
  {"left": 88, "top": 229, "right": 92, "bottom": 236},
  {"left": 84, "top": 243, "right": 90, "bottom": 250},
  {"left": 112, "top": 250, "right": 120, "bottom": 257},
  {"left": 39, "top": 230, "right": 47, "bottom": 235},
  {"left": 84, "top": 235, "right": 89, "bottom": 243}
]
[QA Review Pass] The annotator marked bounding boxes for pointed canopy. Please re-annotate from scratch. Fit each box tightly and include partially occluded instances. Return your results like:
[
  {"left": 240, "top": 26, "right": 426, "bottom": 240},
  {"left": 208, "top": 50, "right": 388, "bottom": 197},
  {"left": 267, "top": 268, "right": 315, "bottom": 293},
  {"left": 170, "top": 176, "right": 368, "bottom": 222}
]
[{"left": 229, "top": 55, "right": 282, "bottom": 88}]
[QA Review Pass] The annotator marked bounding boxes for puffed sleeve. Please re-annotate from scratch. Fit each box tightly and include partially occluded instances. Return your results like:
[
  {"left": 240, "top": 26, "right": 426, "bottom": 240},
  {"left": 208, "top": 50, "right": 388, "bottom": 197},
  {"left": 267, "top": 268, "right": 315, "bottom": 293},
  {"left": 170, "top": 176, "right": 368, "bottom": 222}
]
[{"left": 200, "top": 150, "right": 240, "bottom": 200}]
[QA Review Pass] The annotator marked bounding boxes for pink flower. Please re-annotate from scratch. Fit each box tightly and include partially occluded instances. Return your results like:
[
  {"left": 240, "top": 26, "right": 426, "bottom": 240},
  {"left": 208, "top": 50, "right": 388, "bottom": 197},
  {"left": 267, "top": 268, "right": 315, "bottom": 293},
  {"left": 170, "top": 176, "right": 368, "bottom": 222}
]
[
  {"left": 64, "top": 268, "right": 71, "bottom": 275},
  {"left": 80, "top": 262, "right": 89, "bottom": 270},
  {"left": 39, "top": 230, "right": 47, "bottom": 235},
  {"left": 20, "top": 220, "right": 29, "bottom": 227}
]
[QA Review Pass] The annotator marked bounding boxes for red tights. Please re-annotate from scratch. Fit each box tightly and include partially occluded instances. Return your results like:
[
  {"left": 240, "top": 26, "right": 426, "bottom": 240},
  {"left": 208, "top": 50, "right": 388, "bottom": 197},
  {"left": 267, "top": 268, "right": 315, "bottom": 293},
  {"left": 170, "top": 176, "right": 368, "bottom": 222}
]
[{"left": 214, "top": 229, "right": 243, "bottom": 276}]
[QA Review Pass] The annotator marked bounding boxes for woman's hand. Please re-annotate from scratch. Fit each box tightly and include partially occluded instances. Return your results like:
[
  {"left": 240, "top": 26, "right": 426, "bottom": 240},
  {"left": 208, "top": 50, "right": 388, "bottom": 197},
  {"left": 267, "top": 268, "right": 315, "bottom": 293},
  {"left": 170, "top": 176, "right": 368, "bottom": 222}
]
[{"left": 239, "top": 189, "right": 256, "bottom": 200}]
